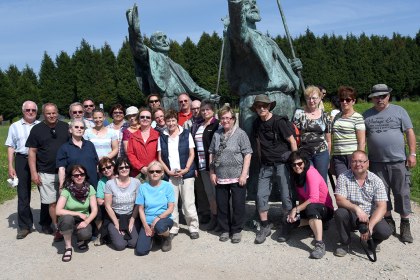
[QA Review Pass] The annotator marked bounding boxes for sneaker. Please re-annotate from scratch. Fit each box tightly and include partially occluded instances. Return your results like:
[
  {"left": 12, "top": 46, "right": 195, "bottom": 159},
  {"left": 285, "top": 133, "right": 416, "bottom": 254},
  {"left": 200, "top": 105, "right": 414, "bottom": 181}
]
[
  {"left": 54, "top": 230, "right": 64, "bottom": 242},
  {"left": 16, "top": 229, "right": 31, "bottom": 239},
  {"left": 190, "top": 232, "right": 200, "bottom": 239},
  {"left": 334, "top": 244, "right": 350, "bottom": 257},
  {"left": 255, "top": 224, "right": 271, "bottom": 244},
  {"left": 41, "top": 225, "right": 53, "bottom": 235},
  {"left": 231, "top": 232, "right": 242, "bottom": 243},
  {"left": 161, "top": 236, "right": 172, "bottom": 252},
  {"left": 400, "top": 220, "right": 414, "bottom": 243},
  {"left": 310, "top": 241, "right": 326, "bottom": 259},
  {"left": 219, "top": 232, "right": 229, "bottom": 242},
  {"left": 385, "top": 216, "right": 396, "bottom": 236}
]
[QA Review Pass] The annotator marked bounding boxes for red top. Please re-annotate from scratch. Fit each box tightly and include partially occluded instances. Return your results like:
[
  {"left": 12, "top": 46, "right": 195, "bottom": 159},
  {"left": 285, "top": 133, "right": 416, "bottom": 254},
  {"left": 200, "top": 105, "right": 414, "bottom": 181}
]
[
  {"left": 126, "top": 128, "right": 159, "bottom": 177},
  {"left": 178, "top": 111, "right": 192, "bottom": 126}
]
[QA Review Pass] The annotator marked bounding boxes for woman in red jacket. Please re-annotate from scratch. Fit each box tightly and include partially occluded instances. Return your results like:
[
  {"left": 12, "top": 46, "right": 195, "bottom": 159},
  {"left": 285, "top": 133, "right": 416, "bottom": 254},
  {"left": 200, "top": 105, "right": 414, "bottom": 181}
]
[{"left": 126, "top": 108, "right": 159, "bottom": 178}]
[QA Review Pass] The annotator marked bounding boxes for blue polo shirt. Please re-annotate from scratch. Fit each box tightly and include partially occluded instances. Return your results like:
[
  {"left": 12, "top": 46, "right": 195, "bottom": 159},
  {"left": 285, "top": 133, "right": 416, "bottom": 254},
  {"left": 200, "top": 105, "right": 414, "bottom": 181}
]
[{"left": 56, "top": 138, "right": 99, "bottom": 188}]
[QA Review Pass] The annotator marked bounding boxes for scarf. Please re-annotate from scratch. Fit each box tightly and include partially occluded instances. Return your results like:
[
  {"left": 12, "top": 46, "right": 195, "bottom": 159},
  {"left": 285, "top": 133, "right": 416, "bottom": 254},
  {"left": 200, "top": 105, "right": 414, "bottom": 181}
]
[{"left": 67, "top": 181, "right": 90, "bottom": 203}]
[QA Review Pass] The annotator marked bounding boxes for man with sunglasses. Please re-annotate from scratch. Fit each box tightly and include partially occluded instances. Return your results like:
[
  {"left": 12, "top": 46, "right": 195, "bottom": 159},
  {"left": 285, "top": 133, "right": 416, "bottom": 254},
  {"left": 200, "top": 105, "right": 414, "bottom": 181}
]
[
  {"left": 5, "top": 101, "right": 40, "bottom": 239},
  {"left": 177, "top": 93, "right": 193, "bottom": 126},
  {"left": 26, "top": 103, "right": 69, "bottom": 242},
  {"left": 82, "top": 99, "right": 109, "bottom": 128},
  {"left": 68, "top": 102, "right": 84, "bottom": 122},
  {"left": 363, "top": 84, "right": 416, "bottom": 243}
]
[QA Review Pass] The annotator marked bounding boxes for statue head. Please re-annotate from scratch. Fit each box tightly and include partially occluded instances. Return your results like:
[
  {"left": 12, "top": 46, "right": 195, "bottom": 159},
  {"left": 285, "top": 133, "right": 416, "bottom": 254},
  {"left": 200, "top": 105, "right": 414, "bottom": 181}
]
[
  {"left": 151, "top": 31, "right": 170, "bottom": 53},
  {"left": 243, "top": 0, "right": 261, "bottom": 23}
]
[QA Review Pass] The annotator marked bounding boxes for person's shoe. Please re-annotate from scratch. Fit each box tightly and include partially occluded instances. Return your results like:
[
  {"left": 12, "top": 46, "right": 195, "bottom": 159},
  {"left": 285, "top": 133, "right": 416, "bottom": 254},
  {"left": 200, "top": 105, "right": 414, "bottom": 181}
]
[
  {"left": 219, "top": 232, "right": 229, "bottom": 242},
  {"left": 54, "top": 229, "right": 64, "bottom": 242},
  {"left": 255, "top": 224, "right": 271, "bottom": 244},
  {"left": 334, "top": 244, "right": 350, "bottom": 257},
  {"left": 384, "top": 216, "right": 396, "bottom": 236},
  {"left": 277, "top": 222, "right": 293, "bottom": 243},
  {"left": 169, "top": 233, "right": 178, "bottom": 240},
  {"left": 41, "top": 225, "right": 53, "bottom": 235},
  {"left": 231, "top": 232, "right": 242, "bottom": 244},
  {"left": 190, "top": 232, "right": 200, "bottom": 239},
  {"left": 400, "top": 220, "right": 414, "bottom": 243},
  {"left": 93, "top": 234, "right": 103, "bottom": 246},
  {"left": 310, "top": 241, "right": 326, "bottom": 259},
  {"left": 161, "top": 236, "right": 172, "bottom": 252},
  {"left": 16, "top": 229, "right": 31, "bottom": 239}
]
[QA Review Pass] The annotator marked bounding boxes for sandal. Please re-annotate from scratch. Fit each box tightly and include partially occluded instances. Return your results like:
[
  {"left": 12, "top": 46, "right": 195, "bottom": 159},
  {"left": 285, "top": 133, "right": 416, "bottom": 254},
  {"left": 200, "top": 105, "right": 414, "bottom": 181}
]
[
  {"left": 77, "top": 240, "right": 89, "bottom": 251},
  {"left": 62, "top": 248, "right": 72, "bottom": 262}
]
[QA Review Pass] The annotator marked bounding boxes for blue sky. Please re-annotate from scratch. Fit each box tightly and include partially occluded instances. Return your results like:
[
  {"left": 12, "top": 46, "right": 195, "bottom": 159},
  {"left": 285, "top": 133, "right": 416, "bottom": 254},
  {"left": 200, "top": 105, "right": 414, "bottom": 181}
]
[{"left": 1, "top": 0, "right": 419, "bottom": 74}]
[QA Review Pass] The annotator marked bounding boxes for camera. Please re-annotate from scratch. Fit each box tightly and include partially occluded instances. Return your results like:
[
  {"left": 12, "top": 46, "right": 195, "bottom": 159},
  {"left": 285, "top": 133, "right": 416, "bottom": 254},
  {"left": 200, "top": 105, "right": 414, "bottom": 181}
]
[{"left": 356, "top": 219, "right": 369, "bottom": 234}]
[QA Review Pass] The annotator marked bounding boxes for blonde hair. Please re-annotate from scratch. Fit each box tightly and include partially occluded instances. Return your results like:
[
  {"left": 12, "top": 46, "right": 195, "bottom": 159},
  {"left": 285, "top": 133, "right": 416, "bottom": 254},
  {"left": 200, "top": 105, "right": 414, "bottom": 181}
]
[{"left": 304, "top": 85, "right": 321, "bottom": 99}]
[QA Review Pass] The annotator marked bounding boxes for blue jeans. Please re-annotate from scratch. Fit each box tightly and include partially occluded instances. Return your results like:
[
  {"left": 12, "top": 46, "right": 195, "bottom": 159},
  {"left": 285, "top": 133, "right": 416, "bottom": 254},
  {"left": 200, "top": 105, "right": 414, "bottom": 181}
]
[
  {"left": 136, "top": 217, "right": 173, "bottom": 256},
  {"left": 309, "top": 150, "right": 330, "bottom": 184}
]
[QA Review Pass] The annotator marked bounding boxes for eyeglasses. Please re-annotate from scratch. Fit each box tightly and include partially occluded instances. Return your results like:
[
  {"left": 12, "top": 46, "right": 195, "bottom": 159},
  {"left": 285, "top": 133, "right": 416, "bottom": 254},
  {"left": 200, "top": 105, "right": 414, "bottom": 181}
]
[
  {"left": 373, "top": 94, "right": 388, "bottom": 100},
  {"left": 25, "top": 109, "right": 37, "bottom": 113},
  {"left": 351, "top": 160, "right": 368, "bottom": 165},
  {"left": 118, "top": 165, "right": 130, "bottom": 170},
  {"left": 113, "top": 111, "right": 124, "bottom": 115},
  {"left": 291, "top": 161, "right": 304, "bottom": 168},
  {"left": 84, "top": 104, "right": 94, "bottom": 108},
  {"left": 149, "top": 99, "right": 160, "bottom": 104},
  {"left": 139, "top": 115, "right": 151, "bottom": 119},
  {"left": 221, "top": 117, "right": 233, "bottom": 121},
  {"left": 73, "top": 125, "right": 85, "bottom": 130},
  {"left": 306, "top": 96, "right": 319, "bottom": 101},
  {"left": 340, "top": 98, "right": 354, "bottom": 103},
  {"left": 100, "top": 165, "right": 113, "bottom": 172},
  {"left": 179, "top": 100, "right": 188, "bottom": 104},
  {"left": 72, "top": 173, "right": 86, "bottom": 178},
  {"left": 72, "top": 110, "right": 83, "bottom": 115},
  {"left": 148, "top": 170, "right": 163, "bottom": 174},
  {"left": 50, "top": 128, "right": 57, "bottom": 139}
]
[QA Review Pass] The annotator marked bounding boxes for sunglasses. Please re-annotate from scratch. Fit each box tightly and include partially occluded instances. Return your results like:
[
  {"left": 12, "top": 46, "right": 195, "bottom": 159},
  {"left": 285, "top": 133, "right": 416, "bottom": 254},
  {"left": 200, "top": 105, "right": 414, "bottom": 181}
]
[
  {"left": 340, "top": 98, "right": 354, "bottom": 103},
  {"left": 50, "top": 128, "right": 57, "bottom": 139},
  {"left": 291, "top": 161, "right": 304, "bottom": 168},
  {"left": 113, "top": 111, "right": 124, "bottom": 115},
  {"left": 148, "top": 170, "right": 163, "bottom": 174},
  {"left": 73, "top": 125, "right": 85, "bottom": 130},
  {"left": 72, "top": 173, "right": 86, "bottom": 178},
  {"left": 118, "top": 165, "right": 130, "bottom": 170},
  {"left": 179, "top": 100, "right": 188, "bottom": 104},
  {"left": 373, "top": 94, "right": 388, "bottom": 100},
  {"left": 139, "top": 115, "right": 151, "bottom": 119},
  {"left": 100, "top": 165, "right": 113, "bottom": 172},
  {"left": 149, "top": 99, "right": 160, "bottom": 103},
  {"left": 25, "top": 109, "right": 37, "bottom": 113},
  {"left": 72, "top": 110, "right": 83, "bottom": 115},
  {"left": 84, "top": 104, "right": 94, "bottom": 108}
]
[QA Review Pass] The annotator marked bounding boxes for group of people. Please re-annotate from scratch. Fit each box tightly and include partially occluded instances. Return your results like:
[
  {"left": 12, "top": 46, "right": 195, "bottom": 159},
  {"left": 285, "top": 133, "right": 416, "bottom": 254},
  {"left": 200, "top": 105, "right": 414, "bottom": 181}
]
[{"left": 5, "top": 83, "right": 416, "bottom": 261}]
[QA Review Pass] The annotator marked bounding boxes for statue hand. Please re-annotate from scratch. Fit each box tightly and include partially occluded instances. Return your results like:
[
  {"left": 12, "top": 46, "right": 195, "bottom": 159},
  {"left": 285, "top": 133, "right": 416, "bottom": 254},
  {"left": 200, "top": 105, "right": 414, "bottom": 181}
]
[
  {"left": 126, "top": 4, "right": 140, "bottom": 33},
  {"left": 210, "top": 94, "right": 221, "bottom": 104},
  {"left": 289, "top": 58, "right": 303, "bottom": 72}
]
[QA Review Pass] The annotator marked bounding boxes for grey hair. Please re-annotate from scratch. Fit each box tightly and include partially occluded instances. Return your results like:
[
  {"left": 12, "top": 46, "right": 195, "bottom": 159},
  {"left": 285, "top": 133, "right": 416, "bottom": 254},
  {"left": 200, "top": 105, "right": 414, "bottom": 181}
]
[
  {"left": 69, "top": 118, "right": 86, "bottom": 129},
  {"left": 68, "top": 102, "right": 83, "bottom": 116},
  {"left": 22, "top": 100, "right": 38, "bottom": 112}
]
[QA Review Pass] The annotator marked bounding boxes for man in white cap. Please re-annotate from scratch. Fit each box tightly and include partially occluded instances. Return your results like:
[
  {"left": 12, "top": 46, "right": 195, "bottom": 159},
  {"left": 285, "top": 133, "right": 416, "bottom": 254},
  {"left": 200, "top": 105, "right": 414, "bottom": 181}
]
[{"left": 363, "top": 84, "right": 416, "bottom": 243}]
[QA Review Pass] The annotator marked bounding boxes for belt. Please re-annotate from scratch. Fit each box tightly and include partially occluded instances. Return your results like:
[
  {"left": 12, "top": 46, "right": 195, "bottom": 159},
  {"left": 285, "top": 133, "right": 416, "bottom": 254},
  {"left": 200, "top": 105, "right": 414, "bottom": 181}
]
[{"left": 16, "top": 153, "right": 28, "bottom": 159}]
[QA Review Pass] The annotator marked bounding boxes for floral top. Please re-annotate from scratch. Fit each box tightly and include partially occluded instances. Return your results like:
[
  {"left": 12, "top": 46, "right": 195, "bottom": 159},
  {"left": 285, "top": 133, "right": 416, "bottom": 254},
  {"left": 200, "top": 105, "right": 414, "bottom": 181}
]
[{"left": 293, "top": 109, "right": 331, "bottom": 156}]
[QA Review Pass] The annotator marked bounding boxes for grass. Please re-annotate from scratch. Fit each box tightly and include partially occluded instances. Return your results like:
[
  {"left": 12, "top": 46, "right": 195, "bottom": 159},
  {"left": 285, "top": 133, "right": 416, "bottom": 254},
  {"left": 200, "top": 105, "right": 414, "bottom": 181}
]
[{"left": 1, "top": 102, "right": 419, "bottom": 204}]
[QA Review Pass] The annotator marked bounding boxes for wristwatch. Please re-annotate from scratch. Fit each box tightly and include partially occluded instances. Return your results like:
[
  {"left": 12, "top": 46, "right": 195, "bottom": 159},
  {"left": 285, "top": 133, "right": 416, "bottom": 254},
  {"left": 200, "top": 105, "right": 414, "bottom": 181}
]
[{"left": 410, "top": 153, "right": 417, "bottom": 157}]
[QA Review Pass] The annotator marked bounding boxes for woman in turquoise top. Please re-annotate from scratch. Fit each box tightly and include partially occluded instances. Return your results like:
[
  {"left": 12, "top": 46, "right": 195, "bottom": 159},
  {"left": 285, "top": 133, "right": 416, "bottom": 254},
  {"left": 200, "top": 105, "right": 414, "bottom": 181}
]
[{"left": 56, "top": 165, "right": 98, "bottom": 262}]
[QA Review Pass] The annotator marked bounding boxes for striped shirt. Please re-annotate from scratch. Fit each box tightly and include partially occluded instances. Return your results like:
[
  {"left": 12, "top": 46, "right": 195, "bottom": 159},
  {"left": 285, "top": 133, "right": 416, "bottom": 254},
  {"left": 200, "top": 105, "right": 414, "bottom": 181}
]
[
  {"left": 332, "top": 112, "right": 365, "bottom": 155},
  {"left": 107, "top": 121, "right": 129, "bottom": 158},
  {"left": 194, "top": 125, "right": 206, "bottom": 170},
  {"left": 335, "top": 169, "right": 388, "bottom": 215},
  {"left": 5, "top": 118, "right": 40, "bottom": 155}
]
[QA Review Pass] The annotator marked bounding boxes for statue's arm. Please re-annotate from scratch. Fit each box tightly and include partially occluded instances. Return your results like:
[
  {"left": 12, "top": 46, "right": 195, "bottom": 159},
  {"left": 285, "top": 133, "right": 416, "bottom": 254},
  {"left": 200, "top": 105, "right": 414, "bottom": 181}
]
[
  {"left": 126, "top": 4, "right": 148, "bottom": 61},
  {"left": 227, "top": 0, "right": 248, "bottom": 41}
]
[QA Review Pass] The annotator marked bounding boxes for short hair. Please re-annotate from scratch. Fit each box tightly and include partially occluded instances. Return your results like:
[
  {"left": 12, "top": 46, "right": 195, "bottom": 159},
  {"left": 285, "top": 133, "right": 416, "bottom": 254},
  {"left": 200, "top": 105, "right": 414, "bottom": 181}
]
[
  {"left": 152, "top": 107, "right": 165, "bottom": 117},
  {"left": 146, "top": 93, "right": 161, "bottom": 103},
  {"left": 338, "top": 86, "right": 357, "bottom": 100},
  {"left": 218, "top": 105, "right": 236, "bottom": 123},
  {"left": 98, "top": 157, "right": 115, "bottom": 170},
  {"left": 82, "top": 98, "right": 95, "bottom": 105},
  {"left": 92, "top": 108, "right": 105, "bottom": 116},
  {"left": 42, "top": 103, "right": 58, "bottom": 114},
  {"left": 352, "top": 150, "right": 368, "bottom": 159},
  {"left": 137, "top": 107, "right": 152, "bottom": 121},
  {"left": 200, "top": 99, "right": 215, "bottom": 112},
  {"left": 304, "top": 85, "right": 322, "bottom": 99},
  {"left": 64, "top": 164, "right": 89, "bottom": 188},
  {"left": 69, "top": 119, "right": 86, "bottom": 129},
  {"left": 22, "top": 101, "right": 38, "bottom": 112},
  {"left": 68, "top": 102, "right": 83, "bottom": 116},
  {"left": 109, "top": 104, "right": 124, "bottom": 116},
  {"left": 114, "top": 157, "right": 131, "bottom": 175},
  {"left": 147, "top": 160, "right": 164, "bottom": 173},
  {"left": 164, "top": 109, "right": 178, "bottom": 121}
]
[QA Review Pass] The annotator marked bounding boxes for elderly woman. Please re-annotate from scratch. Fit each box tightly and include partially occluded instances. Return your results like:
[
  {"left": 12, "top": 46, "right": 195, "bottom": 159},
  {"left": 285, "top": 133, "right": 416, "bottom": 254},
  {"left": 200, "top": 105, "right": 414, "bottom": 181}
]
[
  {"left": 193, "top": 99, "right": 220, "bottom": 230},
  {"left": 56, "top": 164, "right": 98, "bottom": 262},
  {"left": 57, "top": 119, "right": 99, "bottom": 189},
  {"left": 104, "top": 157, "right": 141, "bottom": 251},
  {"left": 152, "top": 107, "right": 166, "bottom": 134},
  {"left": 84, "top": 108, "right": 118, "bottom": 159},
  {"left": 122, "top": 106, "right": 139, "bottom": 152},
  {"left": 94, "top": 157, "right": 115, "bottom": 246},
  {"left": 107, "top": 104, "right": 128, "bottom": 158},
  {"left": 135, "top": 161, "right": 175, "bottom": 255},
  {"left": 331, "top": 86, "right": 365, "bottom": 178},
  {"left": 127, "top": 108, "right": 159, "bottom": 177},
  {"left": 292, "top": 86, "right": 331, "bottom": 183},
  {"left": 209, "top": 106, "right": 252, "bottom": 243},
  {"left": 158, "top": 109, "right": 199, "bottom": 239},
  {"left": 278, "top": 151, "right": 334, "bottom": 259}
]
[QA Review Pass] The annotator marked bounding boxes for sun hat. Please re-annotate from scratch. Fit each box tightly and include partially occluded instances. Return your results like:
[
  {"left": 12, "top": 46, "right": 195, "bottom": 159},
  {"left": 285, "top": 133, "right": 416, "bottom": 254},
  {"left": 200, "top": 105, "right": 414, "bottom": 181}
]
[
  {"left": 250, "top": 94, "right": 276, "bottom": 112},
  {"left": 368, "top": 84, "right": 392, "bottom": 98},
  {"left": 125, "top": 106, "right": 139, "bottom": 115}
]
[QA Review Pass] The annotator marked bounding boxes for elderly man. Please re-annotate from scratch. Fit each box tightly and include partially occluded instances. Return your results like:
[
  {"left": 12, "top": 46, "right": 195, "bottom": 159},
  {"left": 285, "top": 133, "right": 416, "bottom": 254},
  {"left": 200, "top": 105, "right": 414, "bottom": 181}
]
[
  {"left": 5, "top": 101, "right": 40, "bottom": 239},
  {"left": 126, "top": 4, "right": 220, "bottom": 110},
  {"left": 68, "top": 102, "right": 84, "bottom": 121},
  {"left": 363, "top": 84, "right": 416, "bottom": 243},
  {"left": 334, "top": 150, "right": 392, "bottom": 257},
  {"left": 177, "top": 93, "right": 193, "bottom": 126},
  {"left": 26, "top": 103, "right": 69, "bottom": 242}
]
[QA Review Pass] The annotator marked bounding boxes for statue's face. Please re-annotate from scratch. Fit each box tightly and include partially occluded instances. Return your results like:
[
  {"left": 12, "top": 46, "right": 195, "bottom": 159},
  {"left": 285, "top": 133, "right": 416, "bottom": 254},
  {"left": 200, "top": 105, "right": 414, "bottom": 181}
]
[
  {"left": 244, "top": 0, "right": 261, "bottom": 23},
  {"left": 151, "top": 32, "right": 170, "bottom": 53}
]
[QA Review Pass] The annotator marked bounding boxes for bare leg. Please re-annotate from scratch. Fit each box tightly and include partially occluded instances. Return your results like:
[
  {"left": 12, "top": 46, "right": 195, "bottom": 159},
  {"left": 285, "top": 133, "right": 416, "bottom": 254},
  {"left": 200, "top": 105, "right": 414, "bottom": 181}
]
[{"left": 309, "top": 219, "right": 323, "bottom": 241}]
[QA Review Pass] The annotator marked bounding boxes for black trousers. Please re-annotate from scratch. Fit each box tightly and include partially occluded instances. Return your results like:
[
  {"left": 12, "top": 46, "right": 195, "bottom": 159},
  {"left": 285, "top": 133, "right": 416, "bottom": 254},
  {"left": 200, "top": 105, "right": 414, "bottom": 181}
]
[{"left": 216, "top": 183, "right": 246, "bottom": 234}]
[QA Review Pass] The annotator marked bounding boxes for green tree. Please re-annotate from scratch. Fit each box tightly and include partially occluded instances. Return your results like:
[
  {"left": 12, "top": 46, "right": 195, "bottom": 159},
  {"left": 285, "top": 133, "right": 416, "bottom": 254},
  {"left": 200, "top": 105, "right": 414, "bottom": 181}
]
[
  {"left": 55, "top": 51, "right": 76, "bottom": 115},
  {"left": 38, "top": 52, "right": 57, "bottom": 104}
]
